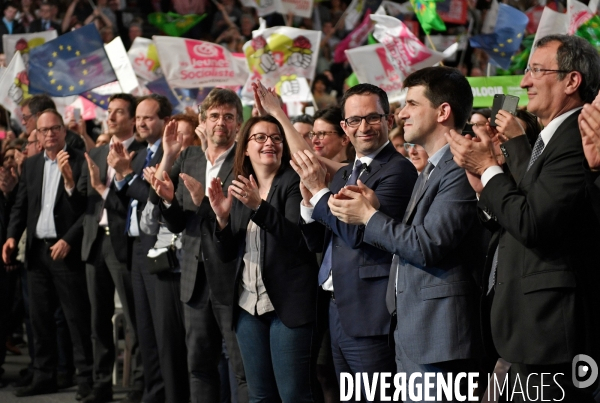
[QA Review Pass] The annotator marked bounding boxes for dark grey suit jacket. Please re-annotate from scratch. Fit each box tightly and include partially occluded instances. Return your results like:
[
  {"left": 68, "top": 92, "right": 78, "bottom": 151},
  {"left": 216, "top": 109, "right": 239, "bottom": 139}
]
[
  {"left": 365, "top": 146, "right": 484, "bottom": 365},
  {"left": 160, "top": 145, "right": 238, "bottom": 306},
  {"left": 8, "top": 146, "right": 85, "bottom": 266},
  {"left": 75, "top": 140, "right": 147, "bottom": 263}
]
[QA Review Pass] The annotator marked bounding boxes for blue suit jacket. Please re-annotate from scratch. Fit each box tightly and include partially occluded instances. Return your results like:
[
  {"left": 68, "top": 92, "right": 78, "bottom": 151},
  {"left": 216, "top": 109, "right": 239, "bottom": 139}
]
[
  {"left": 364, "top": 146, "right": 484, "bottom": 364},
  {"left": 301, "top": 143, "right": 417, "bottom": 337}
]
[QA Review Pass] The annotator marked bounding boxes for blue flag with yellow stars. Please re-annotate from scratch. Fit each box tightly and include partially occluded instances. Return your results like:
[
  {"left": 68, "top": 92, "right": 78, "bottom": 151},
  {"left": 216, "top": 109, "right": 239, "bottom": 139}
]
[
  {"left": 469, "top": 3, "right": 528, "bottom": 70},
  {"left": 28, "top": 24, "right": 117, "bottom": 97},
  {"left": 81, "top": 90, "right": 111, "bottom": 110}
]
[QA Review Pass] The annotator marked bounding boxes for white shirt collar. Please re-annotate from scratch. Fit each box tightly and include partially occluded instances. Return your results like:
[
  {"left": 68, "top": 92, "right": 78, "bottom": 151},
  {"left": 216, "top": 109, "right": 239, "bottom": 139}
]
[
  {"left": 539, "top": 107, "right": 582, "bottom": 147},
  {"left": 354, "top": 140, "right": 390, "bottom": 167}
]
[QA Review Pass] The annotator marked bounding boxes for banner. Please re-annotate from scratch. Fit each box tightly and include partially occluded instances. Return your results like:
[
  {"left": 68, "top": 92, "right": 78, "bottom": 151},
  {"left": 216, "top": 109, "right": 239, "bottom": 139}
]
[
  {"left": 438, "top": 0, "right": 468, "bottom": 25},
  {"left": 467, "top": 75, "right": 527, "bottom": 108},
  {"left": 104, "top": 37, "right": 139, "bottom": 94},
  {"left": 128, "top": 37, "right": 162, "bottom": 82},
  {"left": 148, "top": 12, "right": 206, "bottom": 37},
  {"left": 240, "top": 0, "right": 313, "bottom": 18},
  {"left": 0, "top": 51, "right": 29, "bottom": 124},
  {"left": 154, "top": 36, "right": 249, "bottom": 88},
  {"left": 241, "top": 26, "right": 320, "bottom": 101},
  {"left": 2, "top": 30, "right": 57, "bottom": 69},
  {"left": 333, "top": 11, "right": 373, "bottom": 63}
]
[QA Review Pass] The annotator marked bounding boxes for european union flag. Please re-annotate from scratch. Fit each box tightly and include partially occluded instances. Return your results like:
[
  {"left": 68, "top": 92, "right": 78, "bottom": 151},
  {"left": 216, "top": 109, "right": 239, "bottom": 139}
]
[
  {"left": 81, "top": 90, "right": 111, "bottom": 110},
  {"left": 469, "top": 4, "right": 528, "bottom": 69},
  {"left": 146, "top": 76, "right": 183, "bottom": 112},
  {"left": 28, "top": 24, "right": 117, "bottom": 97}
]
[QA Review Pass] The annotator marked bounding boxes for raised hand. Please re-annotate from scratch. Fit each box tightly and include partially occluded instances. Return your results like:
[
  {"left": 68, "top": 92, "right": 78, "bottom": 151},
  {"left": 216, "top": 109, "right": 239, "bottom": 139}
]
[
  {"left": 143, "top": 165, "right": 157, "bottom": 183},
  {"left": 253, "top": 81, "right": 281, "bottom": 117},
  {"left": 290, "top": 150, "right": 327, "bottom": 194},
  {"left": 163, "top": 120, "right": 182, "bottom": 161},
  {"left": 85, "top": 152, "right": 106, "bottom": 195},
  {"left": 494, "top": 110, "right": 526, "bottom": 140},
  {"left": 151, "top": 171, "right": 175, "bottom": 203},
  {"left": 180, "top": 173, "right": 205, "bottom": 206},
  {"left": 230, "top": 174, "right": 261, "bottom": 210},
  {"left": 107, "top": 141, "right": 135, "bottom": 179},
  {"left": 207, "top": 177, "right": 232, "bottom": 229},
  {"left": 579, "top": 103, "right": 600, "bottom": 170},
  {"left": 57, "top": 150, "right": 74, "bottom": 189}
]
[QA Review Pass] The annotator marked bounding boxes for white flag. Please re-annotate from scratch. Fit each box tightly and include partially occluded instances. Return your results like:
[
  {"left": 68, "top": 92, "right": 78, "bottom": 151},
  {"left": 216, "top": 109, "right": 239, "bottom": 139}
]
[
  {"left": 104, "top": 36, "right": 139, "bottom": 94},
  {"left": 154, "top": 36, "right": 249, "bottom": 88},
  {"left": 0, "top": 51, "right": 29, "bottom": 123},
  {"left": 128, "top": 37, "right": 163, "bottom": 82},
  {"left": 240, "top": 0, "right": 312, "bottom": 18},
  {"left": 2, "top": 30, "right": 57, "bottom": 69}
]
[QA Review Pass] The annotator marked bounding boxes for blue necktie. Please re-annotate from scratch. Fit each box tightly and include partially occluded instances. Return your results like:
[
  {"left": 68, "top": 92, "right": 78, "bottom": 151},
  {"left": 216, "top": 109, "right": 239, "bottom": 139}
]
[
  {"left": 318, "top": 160, "right": 364, "bottom": 285},
  {"left": 125, "top": 149, "right": 154, "bottom": 235}
]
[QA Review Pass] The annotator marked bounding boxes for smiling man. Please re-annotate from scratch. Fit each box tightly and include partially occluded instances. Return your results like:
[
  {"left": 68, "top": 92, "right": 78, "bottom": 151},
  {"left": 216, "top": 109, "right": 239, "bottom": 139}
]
[
  {"left": 293, "top": 83, "right": 417, "bottom": 401},
  {"left": 447, "top": 35, "right": 600, "bottom": 401}
]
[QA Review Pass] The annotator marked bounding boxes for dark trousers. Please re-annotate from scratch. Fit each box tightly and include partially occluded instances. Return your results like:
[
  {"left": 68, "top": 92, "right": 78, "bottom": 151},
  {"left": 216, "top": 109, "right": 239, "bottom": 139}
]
[
  {"left": 86, "top": 230, "right": 143, "bottom": 390},
  {"left": 28, "top": 238, "right": 93, "bottom": 386},
  {"left": 235, "top": 310, "right": 315, "bottom": 403},
  {"left": 154, "top": 270, "right": 189, "bottom": 403},
  {"left": 329, "top": 299, "right": 396, "bottom": 403},
  {"left": 131, "top": 236, "right": 164, "bottom": 403},
  {"left": 184, "top": 286, "right": 248, "bottom": 403}
]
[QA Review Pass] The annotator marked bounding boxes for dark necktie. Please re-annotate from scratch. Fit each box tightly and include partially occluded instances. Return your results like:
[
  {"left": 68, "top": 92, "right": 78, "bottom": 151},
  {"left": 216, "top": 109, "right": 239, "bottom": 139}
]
[
  {"left": 386, "top": 161, "right": 434, "bottom": 312},
  {"left": 317, "top": 159, "right": 364, "bottom": 285},
  {"left": 125, "top": 149, "right": 154, "bottom": 234},
  {"left": 488, "top": 135, "right": 545, "bottom": 292}
]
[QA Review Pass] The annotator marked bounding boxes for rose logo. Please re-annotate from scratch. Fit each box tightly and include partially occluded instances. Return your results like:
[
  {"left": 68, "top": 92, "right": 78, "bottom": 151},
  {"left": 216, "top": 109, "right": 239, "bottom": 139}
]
[{"left": 193, "top": 43, "right": 219, "bottom": 58}]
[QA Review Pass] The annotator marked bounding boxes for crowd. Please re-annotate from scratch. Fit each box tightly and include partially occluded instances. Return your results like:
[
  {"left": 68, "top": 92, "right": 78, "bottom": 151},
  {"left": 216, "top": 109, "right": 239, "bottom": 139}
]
[{"left": 0, "top": 1, "right": 600, "bottom": 403}]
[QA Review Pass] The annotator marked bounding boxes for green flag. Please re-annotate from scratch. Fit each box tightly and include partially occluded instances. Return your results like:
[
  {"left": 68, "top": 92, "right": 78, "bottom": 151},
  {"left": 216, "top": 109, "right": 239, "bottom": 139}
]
[
  {"left": 148, "top": 12, "right": 206, "bottom": 37},
  {"left": 345, "top": 72, "right": 360, "bottom": 88},
  {"left": 409, "top": 0, "right": 446, "bottom": 35},
  {"left": 576, "top": 15, "right": 600, "bottom": 52}
]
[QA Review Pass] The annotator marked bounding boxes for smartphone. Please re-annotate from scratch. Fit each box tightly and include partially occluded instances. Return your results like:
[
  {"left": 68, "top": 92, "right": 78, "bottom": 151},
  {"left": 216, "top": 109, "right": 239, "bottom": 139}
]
[
  {"left": 490, "top": 94, "right": 505, "bottom": 127},
  {"left": 74, "top": 108, "right": 81, "bottom": 121},
  {"left": 502, "top": 95, "right": 519, "bottom": 115}
]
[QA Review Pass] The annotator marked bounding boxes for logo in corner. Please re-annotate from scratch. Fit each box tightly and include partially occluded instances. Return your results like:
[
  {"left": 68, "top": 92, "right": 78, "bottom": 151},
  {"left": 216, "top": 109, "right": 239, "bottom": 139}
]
[{"left": 572, "top": 354, "right": 598, "bottom": 389}]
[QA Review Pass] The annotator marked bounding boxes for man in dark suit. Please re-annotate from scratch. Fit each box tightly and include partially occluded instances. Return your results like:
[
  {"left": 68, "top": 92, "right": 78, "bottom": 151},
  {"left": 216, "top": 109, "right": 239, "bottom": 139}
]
[
  {"left": 0, "top": 2, "right": 25, "bottom": 53},
  {"left": 292, "top": 83, "right": 417, "bottom": 400},
  {"left": 110, "top": 94, "right": 168, "bottom": 403},
  {"left": 2, "top": 109, "right": 93, "bottom": 398},
  {"left": 448, "top": 34, "right": 600, "bottom": 401},
  {"left": 154, "top": 88, "right": 248, "bottom": 403},
  {"left": 74, "top": 94, "right": 145, "bottom": 403},
  {"left": 324, "top": 72, "right": 483, "bottom": 401},
  {"left": 28, "top": 1, "right": 61, "bottom": 34}
]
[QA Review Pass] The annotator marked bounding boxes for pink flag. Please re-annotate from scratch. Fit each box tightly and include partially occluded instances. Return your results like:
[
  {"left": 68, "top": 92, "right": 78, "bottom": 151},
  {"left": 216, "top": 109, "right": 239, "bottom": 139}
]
[{"left": 333, "top": 11, "right": 373, "bottom": 64}]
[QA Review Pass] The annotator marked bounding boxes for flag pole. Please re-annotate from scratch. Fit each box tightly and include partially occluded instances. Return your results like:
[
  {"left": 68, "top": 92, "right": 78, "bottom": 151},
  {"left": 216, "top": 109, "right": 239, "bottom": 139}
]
[
  {"left": 487, "top": 62, "right": 491, "bottom": 77},
  {"left": 426, "top": 34, "right": 444, "bottom": 66}
]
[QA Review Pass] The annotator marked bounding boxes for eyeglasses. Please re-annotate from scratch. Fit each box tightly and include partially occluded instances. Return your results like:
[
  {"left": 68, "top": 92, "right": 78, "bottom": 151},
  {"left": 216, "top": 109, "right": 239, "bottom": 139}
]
[
  {"left": 344, "top": 113, "right": 388, "bottom": 128},
  {"left": 468, "top": 121, "right": 487, "bottom": 127},
  {"left": 22, "top": 113, "right": 33, "bottom": 122},
  {"left": 403, "top": 143, "right": 422, "bottom": 151},
  {"left": 249, "top": 133, "right": 284, "bottom": 144},
  {"left": 307, "top": 130, "right": 338, "bottom": 140},
  {"left": 207, "top": 112, "right": 236, "bottom": 123},
  {"left": 524, "top": 65, "right": 571, "bottom": 79},
  {"left": 38, "top": 125, "right": 63, "bottom": 135}
]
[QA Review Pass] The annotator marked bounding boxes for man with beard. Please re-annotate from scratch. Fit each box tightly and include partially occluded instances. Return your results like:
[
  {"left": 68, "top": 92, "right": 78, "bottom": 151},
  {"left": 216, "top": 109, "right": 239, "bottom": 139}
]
[{"left": 153, "top": 88, "right": 248, "bottom": 403}]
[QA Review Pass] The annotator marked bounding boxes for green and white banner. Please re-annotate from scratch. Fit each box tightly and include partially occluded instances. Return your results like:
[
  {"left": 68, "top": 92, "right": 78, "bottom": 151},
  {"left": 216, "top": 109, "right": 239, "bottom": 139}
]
[{"left": 467, "top": 75, "right": 528, "bottom": 108}]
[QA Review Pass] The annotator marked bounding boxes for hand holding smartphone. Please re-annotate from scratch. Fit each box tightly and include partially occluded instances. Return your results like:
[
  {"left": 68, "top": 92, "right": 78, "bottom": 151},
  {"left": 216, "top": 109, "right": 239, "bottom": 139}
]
[{"left": 490, "top": 94, "right": 519, "bottom": 126}]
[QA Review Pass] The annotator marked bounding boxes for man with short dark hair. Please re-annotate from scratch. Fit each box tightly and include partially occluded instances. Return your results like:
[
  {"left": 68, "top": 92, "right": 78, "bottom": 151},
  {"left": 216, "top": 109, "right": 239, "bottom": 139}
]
[
  {"left": 74, "top": 93, "right": 146, "bottom": 403},
  {"left": 154, "top": 88, "right": 248, "bottom": 403},
  {"left": 3, "top": 109, "right": 93, "bottom": 399},
  {"left": 0, "top": 2, "right": 25, "bottom": 53},
  {"left": 448, "top": 34, "right": 600, "bottom": 401},
  {"left": 293, "top": 83, "right": 417, "bottom": 401},
  {"left": 327, "top": 70, "right": 484, "bottom": 401},
  {"left": 29, "top": 1, "right": 61, "bottom": 34}
]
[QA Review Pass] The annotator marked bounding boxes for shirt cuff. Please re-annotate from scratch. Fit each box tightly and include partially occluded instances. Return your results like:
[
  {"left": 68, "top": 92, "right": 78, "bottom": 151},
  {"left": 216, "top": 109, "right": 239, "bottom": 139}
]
[
  {"left": 300, "top": 203, "right": 314, "bottom": 223},
  {"left": 481, "top": 165, "right": 504, "bottom": 188},
  {"left": 309, "top": 188, "right": 330, "bottom": 207},
  {"left": 101, "top": 187, "right": 109, "bottom": 201},
  {"left": 65, "top": 186, "right": 73, "bottom": 196},
  {"left": 162, "top": 199, "right": 172, "bottom": 208}
]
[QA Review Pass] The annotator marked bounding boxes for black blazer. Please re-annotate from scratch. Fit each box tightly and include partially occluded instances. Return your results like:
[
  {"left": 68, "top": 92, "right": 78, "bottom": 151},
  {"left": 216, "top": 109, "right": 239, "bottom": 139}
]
[
  {"left": 160, "top": 145, "right": 238, "bottom": 306},
  {"left": 28, "top": 19, "right": 61, "bottom": 35},
  {"left": 74, "top": 139, "right": 147, "bottom": 263},
  {"left": 7, "top": 146, "right": 85, "bottom": 265},
  {"left": 214, "top": 166, "right": 318, "bottom": 328},
  {"left": 301, "top": 143, "right": 417, "bottom": 337},
  {"left": 479, "top": 111, "right": 600, "bottom": 365}
]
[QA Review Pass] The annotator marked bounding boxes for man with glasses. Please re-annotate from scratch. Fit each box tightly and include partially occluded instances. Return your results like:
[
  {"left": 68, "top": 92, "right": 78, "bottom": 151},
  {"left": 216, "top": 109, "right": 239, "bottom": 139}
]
[
  {"left": 447, "top": 35, "right": 600, "bottom": 401},
  {"left": 326, "top": 69, "right": 485, "bottom": 401},
  {"left": 154, "top": 88, "right": 248, "bottom": 403},
  {"left": 2, "top": 109, "right": 93, "bottom": 398},
  {"left": 292, "top": 83, "right": 417, "bottom": 400}
]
